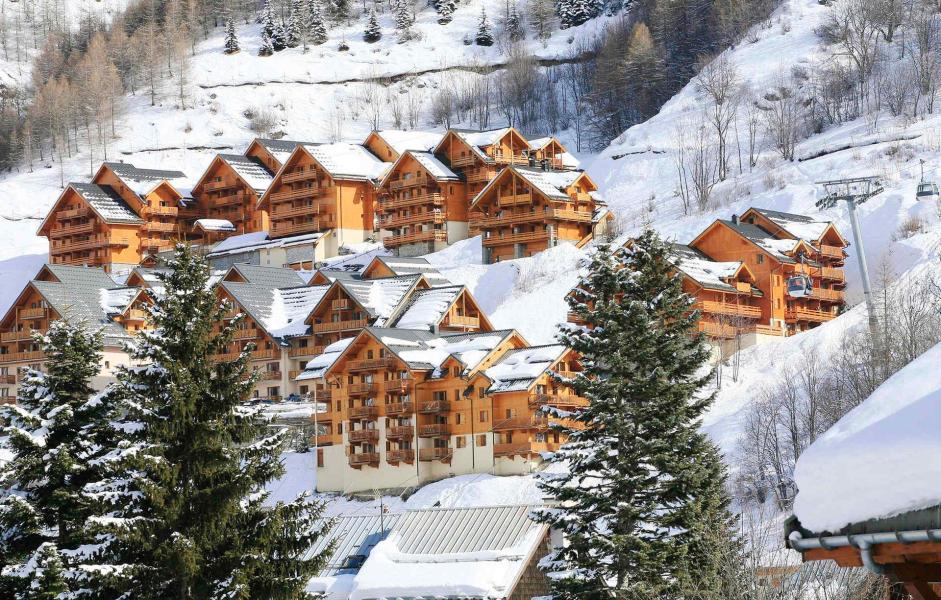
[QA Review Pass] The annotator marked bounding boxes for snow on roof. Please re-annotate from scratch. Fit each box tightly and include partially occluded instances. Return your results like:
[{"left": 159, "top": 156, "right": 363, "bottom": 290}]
[
  {"left": 207, "top": 231, "right": 323, "bottom": 258},
  {"left": 219, "top": 153, "right": 275, "bottom": 193},
  {"left": 753, "top": 208, "right": 832, "bottom": 242},
  {"left": 485, "top": 345, "right": 566, "bottom": 393},
  {"left": 304, "top": 513, "right": 401, "bottom": 577},
  {"left": 720, "top": 220, "right": 797, "bottom": 263},
  {"left": 265, "top": 284, "right": 330, "bottom": 338},
  {"left": 373, "top": 328, "right": 509, "bottom": 373},
  {"left": 340, "top": 276, "right": 421, "bottom": 321},
  {"left": 668, "top": 244, "right": 743, "bottom": 293},
  {"left": 512, "top": 167, "right": 583, "bottom": 201},
  {"left": 373, "top": 256, "right": 452, "bottom": 286},
  {"left": 347, "top": 505, "right": 546, "bottom": 600},
  {"left": 527, "top": 136, "right": 554, "bottom": 150},
  {"left": 99, "top": 287, "right": 139, "bottom": 315},
  {"left": 408, "top": 151, "right": 459, "bottom": 181},
  {"left": 456, "top": 127, "right": 511, "bottom": 148},
  {"left": 254, "top": 138, "right": 307, "bottom": 164},
  {"left": 296, "top": 337, "right": 355, "bottom": 380},
  {"left": 103, "top": 162, "right": 193, "bottom": 199},
  {"left": 372, "top": 130, "right": 444, "bottom": 155},
  {"left": 390, "top": 286, "right": 462, "bottom": 330},
  {"left": 304, "top": 143, "right": 391, "bottom": 181},
  {"left": 70, "top": 183, "right": 144, "bottom": 224},
  {"left": 194, "top": 218, "right": 236, "bottom": 232},
  {"left": 793, "top": 341, "right": 941, "bottom": 533}
]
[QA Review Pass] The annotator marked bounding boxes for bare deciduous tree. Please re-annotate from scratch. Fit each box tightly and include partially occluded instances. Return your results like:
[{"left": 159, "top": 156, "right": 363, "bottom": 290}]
[{"left": 696, "top": 54, "right": 742, "bottom": 181}]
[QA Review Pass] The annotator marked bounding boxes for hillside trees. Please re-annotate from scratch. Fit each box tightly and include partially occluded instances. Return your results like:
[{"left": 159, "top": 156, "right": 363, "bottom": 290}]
[
  {"left": 364, "top": 8, "right": 382, "bottom": 42},
  {"left": 476, "top": 7, "right": 494, "bottom": 46}
]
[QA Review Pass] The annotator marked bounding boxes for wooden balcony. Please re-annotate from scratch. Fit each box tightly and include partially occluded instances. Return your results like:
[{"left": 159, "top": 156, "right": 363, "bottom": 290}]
[
  {"left": 210, "top": 192, "right": 248, "bottom": 207},
  {"left": 383, "top": 379, "right": 412, "bottom": 394},
  {"left": 418, "top": 400, "right": 450, "bottom": 414},
  {"left": 387, "top": 449, "right": 415, "bottom": 463},
  {"left": 257, "top": 370, "right": 282, "bottom": 382},
  {"left": 820, "top": 267, "right": 845, "bottom": 282},
  {"left": 312, "top": 319, "right": 369, "bottom": 333},
  {"left": 348, "top": 452, "right": 380, "bottom": 468},
  {"left": 18, "top": 307, "right": 48, "bottom": 319},
  {"left": 204, "top": 179, "right": 238, "bottom": 192},
  {"left": 148, "top": 205, "right": 179, "bottom": 216},
  {"left": 449, "top": 155, "right": 479, "bottom": 168},
  {"left": 528, "top": 393, "right": 588, "bottom": 409},
  {"left": 786, "top": 307, "right": 837, "bottom": 323},
  {"left": 349, "top": 405, "right": 379, "bottom": 419},
  {"left": 695, "top": 301, "right": 762, "bottom": 319},
  {"left": 289, "top": 344, "right": 325, "bottom": 357},
  {"left": 389, "top": 176, "right": 431, "bottom": 190},
  {"left": 332, "top": 298, "right": 352, "bottom": 311},
  {"left": 125, "top": 309, "right": 148, "bottom": 321},
  {"left": 144, "top": 221, "right": 177, "bottom": 233},
  {"left": 232, "top": 327, "right": 259, "bottom": 340},
  {"left": 0, "top": 350, "right": 45, "bottom": 364},
  {"left": 384, "top": 229, "right": 447, "bottom": 247},
  {"left": 0, "top": 374, "right": 16, "bottom": 384},
  {"left": 380, "top": 212, "right": 446, "bottom": 229},
  {"left": 56, "top": 206, "right": 90, "bottom": 220},
  {"left": 378, "top": 193, "right": 445, "bottom": 212},
  {"left": 465, "top": 170, "right": 495, "bottom": 184},
  {"left": 482, "top": 230, "right": 550, "bottom": 247},
  {"left": 447, "top": 315, "right": 479, "bottom": 328},
  {"left": 419, "top": 447, "right": 452, "bottom": 462},
  {"left": 280, "top": 169, "right": 320, "bottom": 184},
  {"left": 49, "top": 221, "right": 95, "bottom": 238},
  {"left": 387, "top": 425, "right": 414, "bottom": 439},
  {"left": 494, "top": 442, "right": 561, "bottom": 458},
  {"left": 418, "top": 423, "right": 452, "bottom": 437},
  {"left": 1, "top": 330, "right": 32, "bottom": 342},
  {"left": 348, "top": 357, "right": 396, "bottom": 372},
  {"left": 491, "top": 154, "right": 530, "bottom": 166},
  {"left": 270, "top": 219, "right": 324, "bottom": 237},
  {"left": 810, "top": 288, "right": 845, "bottom": 302},
  {"left": 385, "top": 401, "right": 414, "bottom": 416},
  {"left": 492, "top": 415, "right": 549, "bottom": 431},
  {"left": 270, "top": 200, "right": 323, "bottom": 218},
  {"left": 497, "top": 193, "right": 534, "bottom": 207},
  {"left": 700, "top": 321, "right": 740, "bottom": 339},
  {"left": 818, "top": 245, "right": 845, "bottom": 260},
  {"left": 52, "top": 234, "right": 128, "bottom": 253},
  {"left": 348, "top": 428, "right": 380, "bottom": 443},
  {"left": 141, "top": 237, "right": 173, "bottom": 249}
]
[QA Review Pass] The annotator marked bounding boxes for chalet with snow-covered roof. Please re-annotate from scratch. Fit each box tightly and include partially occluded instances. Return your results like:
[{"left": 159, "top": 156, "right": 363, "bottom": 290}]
[
  {"left": 376, "top": 150, "right": 468, "bottom": 255},
  {"left": 433, "top": 127, "right": 532, "bottom": 198},
  {"left": 362, "top": 129, "right": 445, "bottom": 163},
  {"left": 690, "top": 209, "right": 848, "bottom": 336},
  {"left": 191, "top": 153, "right": 274, "bottom": 239},
  {"left": 244, "top": 137, "right": 305, "bottom": 173},
  {"left": 305, "top": 505, "right": 552, "bottom": 600},
  {"left": 527, "top": 136, "right": 579, "bottom": 170},
  {"left": 204, "top": 231, "right": 328, "bottom": 271},
  {"left": 469, "top": 166, "right": 611, "bottom": 263},
  {"left": 259, "top": 143, "right": 389, "bottom": 251},
  {"left": 358, "top": 255, "right": 452, "bottom": 286},
  {"left": 0, "top": 264, "right": 147, "bottom": 399}
]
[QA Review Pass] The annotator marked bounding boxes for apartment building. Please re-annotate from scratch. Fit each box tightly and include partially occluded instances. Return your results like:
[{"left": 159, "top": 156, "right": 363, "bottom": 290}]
[
  {"left": 244, "top": 137, "right": 303, "bottom": 173},
  {"left": 690, "top": 208, "right": 848, "bottom": 335},
  {"left": 469, "top": 166, "right": 611, "bottom": 263},
  {"left": 376, "top": 150, "right": 468, "bottom": 256},
  {"left": 259, "top": 143, "right": 390, "bottom": 250},
  {"left": 433, "top": 128, "right": 532, "bottom": 198},
  {"left": 0, "top": 264, "right": 146, "bottom": 400},
  {"left": 362, "top": 129, "right": 445, "bottom": 163},
  {"left": 526, "top": 136, "right": 579, "bottom": 171},
  {"left": 191, "top": 154, "right": 274, "bottom": 239}
]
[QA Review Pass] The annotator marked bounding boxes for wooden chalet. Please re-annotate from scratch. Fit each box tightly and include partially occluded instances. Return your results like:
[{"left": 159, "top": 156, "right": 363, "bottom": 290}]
[
  {"left": 469, "top": 166, "right": 610, "bottom": 263},
  {"left": 433, "top": 127, "right": 532, "bottom": 198},
  {"left": 376, "top": 150, "right": 467, "bottom": 255},
  {"left": 191, "top": 153, "right": 275, "bottom": 240},
  {"left": 690, "top": 210, "right": 848, "bottom": 335},
  {"left": 258, "top": 143, "right": 389, "bottom": 247},
  {"left": 0, "top": 264, "right": 144, "bottom": 400},
  {"left": 362, "top": 129, "right": 445, "bottom": 163},
  {"left": 527, "top": 136, "right": 579, "bottom": 171},
  {"left": 244, "top": 137, "right": 303, "bottom": 173}
]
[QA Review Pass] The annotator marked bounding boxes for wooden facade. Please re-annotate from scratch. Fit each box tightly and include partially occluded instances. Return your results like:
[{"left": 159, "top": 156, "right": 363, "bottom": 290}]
[
  {"left": 191, "top": 154, "right": 272, "bottom": 240},
  {"left": 433, "top": 128, "right": 531, "bottom": 199},
  {"left": 469, "top": 167, "right": 603, "bottom": 263}
]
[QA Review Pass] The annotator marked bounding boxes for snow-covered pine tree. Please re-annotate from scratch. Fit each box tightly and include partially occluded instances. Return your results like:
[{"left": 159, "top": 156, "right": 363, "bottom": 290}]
[
  {"left": 364, "top": 8, "right": 382, "bottom": 42},
  {"left": 393, "top": 0, "right": 412, "bottom": 42},
  {"left": 223, "top": 17, "right": 240, "bottom": 54},
  {"left": 505, "top": 3, "right": 525, "bottom": 42},
  {"left": 475, "top": 7, "right": 494, "bottom": 46},
  {"left": 259, "top": 29, "right": 275, "bottom": 55},
  {"left": 434, "top": 0, "right": 455, "bottom": 24},
  {"left": 534, "top": 232, "right": 739, "bottom": 599},
  {"left": 261, "top": 0, "right": 276, "bottom": 40},
  {"left": 332, "top": 0, "right": 350, "bottom": 25},
  {"left": 286, "top": 0, "right": 303, "bottom": 47},
  {"left": 272, "top": 21, "right": 288, "bottom": 50},
  {"left": 308, "top": 0, "right": 328, "bottom": 45},
  {"left": 95, "top": 245, "right": 332, "bottom": 598},
  {"left": 529, "top": 0, "right": 555, "bottom": 42},
  {"left": 0, "top": 321, "right": 114, "bottom": 597},
  {"left": 556, "top": 0, "right": 601, "bottom": 29}
]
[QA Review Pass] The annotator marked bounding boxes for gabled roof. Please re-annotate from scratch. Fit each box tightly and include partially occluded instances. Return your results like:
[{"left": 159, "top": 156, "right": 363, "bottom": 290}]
[
  {"left": 217, "top": 153, "right": 275, "bottom": 193},
  {"left": 387, "top": 285, "right": 488, "bottom": 331},
  {"left": 366, "top": 129, "right": 445, "bottom": 156},
  {"left": 194, "top": 219, "right": 236, "bottom": 233},
  {"left": 267, "top": 284, "right": 331, "bottom": 338},
  {"left": 100, "top": 161, "right": 193, "bottom": 199},
  {"left": 362, "top": 255, "right": 451, "bottom": 286},
  {"left": 301, "top": 143, "right": 391, "bottom": 181},
  {"left": 206, "top": 231, "right": 324, "bottom": 259},
  {"left": 453, "top": 127, "right": 512, "bottom": 148},
  {"left": 668, "top": 243, "right": 753, "bottom": 294},
  {"left": 484, "top": 344, "right": 568, "bottom": 393},
  {"left": 327, "top": 275, "right": 425, "bottom": 322},
  {"left": 469, "top": 167, "right": 596, "bottom": 209},
  {"left": 303, "top": 513, "right": 401, "bottom": 576},
  {"left": 696, "top": 220, "right": 798, "bottom": 264},
  {"left": 48, "top": 183, "right": 145, "bottom": 230},
  {"left": 743, "top": 207, "right": 847, "bottom": 246},
  {"left": 378, "top": 150, "right": 460, "bottom": 188},
  {"left": 251, "top": 138, "right": 308, "bottom": 164},
  {"left": 295, "top": 336, "right": 356, "bottom": 381},
  {"left": 226, "top": 264, "right": 307, "bottom": 287}
]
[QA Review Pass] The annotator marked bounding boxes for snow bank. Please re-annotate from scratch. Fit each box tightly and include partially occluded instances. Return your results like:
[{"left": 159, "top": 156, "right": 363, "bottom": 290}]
[
  {"left": 793, "top": 341, "right": 941, "bottom": 532},
  {"left": 265, "top": 451, "right": 318, "bottom": 507}
]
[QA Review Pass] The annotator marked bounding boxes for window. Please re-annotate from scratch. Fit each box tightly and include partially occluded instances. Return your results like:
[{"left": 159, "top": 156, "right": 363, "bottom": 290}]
[
  {"left": 478, "top": 387, "right": 486, "bottom": 399},
  {"left": 757, "top": 254, "right": 765, "bottom": 264},
  {"left": 479, "top": 410, "right": 489, "bottom": 422},
  {"left": 456, "top": 436, "right": 466, "bottom": 448},
  {"left": 453, "top": 389, "right": 461, "bottom": 402},
  {"left": 453, "top": 367, "right": 460, "bottom": 377},
  {"left": 505, "top": 408, "right": 517, "bottom": 418},
  {"left": 433, "top": 390, "right": 447, "bottom": 402},
  {"left": 476, "top": 434, "right": 487, "bottom": 447},
  {"left": 300, "top": 385, "right": 309, "bottom": 395},
  {"left": 317, "top": 449, "right": 324, "bottom": 468},
  {"left": 456, "top": 413, "right": 464, "bottom": 425}
]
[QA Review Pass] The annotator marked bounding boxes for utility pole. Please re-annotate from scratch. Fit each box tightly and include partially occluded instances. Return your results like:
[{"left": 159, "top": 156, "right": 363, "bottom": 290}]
[{"left": 816, "top": 176, "right": 884, "bottom": 340}]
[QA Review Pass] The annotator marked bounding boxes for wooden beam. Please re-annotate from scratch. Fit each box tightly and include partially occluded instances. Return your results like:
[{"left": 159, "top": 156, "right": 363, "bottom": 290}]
[{"left": 904, "top": 581, "right": 941, "bottom": 600}]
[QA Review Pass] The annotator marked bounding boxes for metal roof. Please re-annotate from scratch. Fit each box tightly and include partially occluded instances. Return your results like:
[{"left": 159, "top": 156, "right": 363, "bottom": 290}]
[
  {"left": 103, "top": 161, "right": 186, "bottom": 182},
  {"left": 304, "top": 513, "right": 401, "bottom": 576},
  {"left": 230, "top": 264, "right": 306, "bottom": 287},
  {"left": 392, "top": 504, "right": 544, "bottom": 555},
  {"left": 718, "top": 219, "right": 797, "bottom": 263},
  {"left": 70, "top": 183, "right": 144, "bottom": 224}
]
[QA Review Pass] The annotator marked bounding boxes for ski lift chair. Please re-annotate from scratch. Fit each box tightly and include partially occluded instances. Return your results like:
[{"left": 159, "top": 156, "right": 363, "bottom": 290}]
[
  {"left": 786, "top": 275, "right": 814, "bottom": 298},
  {"left": 916, "top": 182, "right": 940, "bottom": 202}
]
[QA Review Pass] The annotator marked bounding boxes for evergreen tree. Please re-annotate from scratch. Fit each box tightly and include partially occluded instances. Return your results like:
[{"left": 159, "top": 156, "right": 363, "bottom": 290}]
[
  {"left": 261, "top": 0, "right": 276, "bottom": 40},
  {"left": 475, "top": 7, "right": 494, "bottom": 46},
  {"left": 434, "top": 0, "right": 456, "bottom": 24},
  {"left": 272, "top": 21, "right": 288, "bottom": 50},
  {"left": 286, "top": 0, "right": 303, "bottom": 47},
  {"left": 529, "top": 0, "right": 555, "bottom": 42},
  {"left": 308, "top": 0, "right": 328, "bottom": 45},
  {"left": 556, "top": 0, "right": 601, "bottom": 29},
  {"left": 393, "top": 0, "right": 412, "bottom": 41},
  {"left": 0, "top": 321, "right": 114, "bottom": 597},
  {"left": 22, "top": 543, "right": 69, "bottom": 599},
  {"left": 534, "top": 232, "right": 739, "bottom": 599},
  {"left": 363, "top": 8, "right": 382, "bottom": 42},
  {"left": 332, "top": 0, "right": 350, "bottom": 25},
  {"left": 505, "top": 3, "right": 525, "bottom": 42},
  {"left": 224, "top": 17, "right": 240, "bottom": 54},
  {"left": 91, "top": 245, "right": 332, "bottom": 599},
  {"left": 259, "top": 29, "right": 275, "bottom": 55}
]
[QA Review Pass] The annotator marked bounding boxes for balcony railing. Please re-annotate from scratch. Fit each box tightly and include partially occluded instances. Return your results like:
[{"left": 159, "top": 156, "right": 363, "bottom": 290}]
[
  {"left": 387, "top": 425, "right": 414, "bottom": 439},
  {"left": 232, "top": 327, "right": 259, "bottom": 340},
  {"left": 447, "top": 315, "right": 479, "bottom": 328},
  {"left": 383, "top": 379, "right": 412, "bottom": 394},
  {"left": 818, "top": 245, "right": 845, "bottom": 260},
  {"left": 378, "top": 193, "right": 444, "bottom": 212},
  {"left": 332, "top": 298, "right": 352, "bottom": 310},
  {"left": 56, "top": 206, "right": 90, "bottom": 220},
  {"left": 389, "top": 176, "right": 431, "bottom": 190},
  {"left": 380, "top": 212, "right": 446, "bottom": 229},
  {"left": 1, "top": 330, "right": 32, "bottom": 342},
  {"left": 482, "top": 230, "right": 550, "bottom": 247},
  {"left": 528, "top": 393, "right": 588, "bottom": 409},
  {"left": 18, "top": 307, "right": 48, "bottom": 319},
  {"left": 348, "top": 452, "right": 380, "bottom": 467},
  {"left": 497, "top": 193, "right": 534, "bottom": 207},
  {"left": 270, "top": 219, "right": 326, "bottom": 237},
  {"left": 348, "top": 429, "right": 380, "bottom": 443},
  {"left": 387, "top": 449, "right": 415, "bottom": 463},
  {"left": 204, "top": 179, "right": 237, "bottom": 192},
  {"left": 312, "top": 319, "right": 369, "bottom": 333},
  {"left": 419, "top": 448, "right": 453, "bottom": 462},
  {"left": 348, "top": 357, "right": 396, "bottom": 371},
  {"left": 700, "top": 321, "right": 740, "bottom": 339},
  {"left": 280, "top": 169, "right": 321, "bottom": 184},
  {"left": 0, "top": 374, "right": 16, "bottom": 384},
  {"left": 494, "top": 442, "right": 562, "bottom": 458},
  {"left": 492, "top": 415, "right": 549, "bottom": 431},
  {"left": 49, "top": 221, "right": 94, "bottom": 238},
  {"left": 418, "top": 400, "right": 450, "bottom": 414},
  {"left": 349, "top": 405, "right": 379, "bottom": 419},
  {"left": 257, "top": 370, "right": 282, "bottom": 382},
  {"left": 448, "top": 155, "right": 478, "bottom": 168},
  {"left": 0, "top": 350, "right": 45, "bottom": 364},
  {"left": 144, "top": 221, "right": 177, "bottom": 233},
  {"left": 810, "top": 288, "right": 845, "bottom": 302},
  {"left": 491, "top": 154, "right": 530, "bottom": 166},
  {"left": 385, "top": 401, "right": 414, "bottom": 415},
  {"left": 383, "top": 229, "right": 447, "bottom": 247},
  {"left": 418, "top": 423, "right": 452, "bottom": 437},
  {"left": 348, "top": 382, "right": 378, "bottom": 396},
  {"left": 148, "top": 205, "right": 179, "bottom": 216},
  {"left": 694, "top": 301, "right": 762, "bottom": 319},
  {"left": 786, "top": 307, "right": 837, "bottom": 323},
  {"left": 819, "top": 267, "right": 845, "bottom": 282},
  {"left": 289, "top": 344, "right": 325, "bottom": 357}
]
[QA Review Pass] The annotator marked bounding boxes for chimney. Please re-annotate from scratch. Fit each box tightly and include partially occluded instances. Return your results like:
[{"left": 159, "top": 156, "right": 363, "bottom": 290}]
[{"left": 732, "top": 214, "right": 739, "bottom": 225}]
